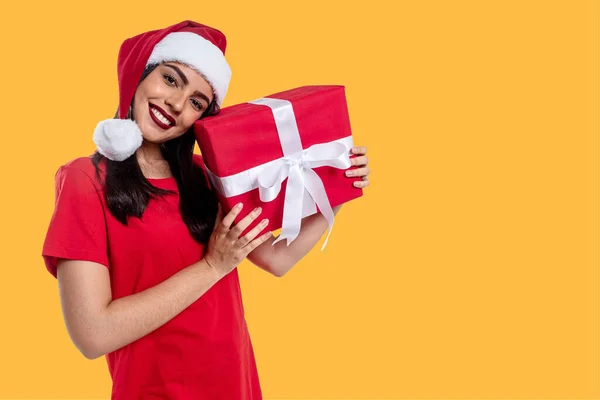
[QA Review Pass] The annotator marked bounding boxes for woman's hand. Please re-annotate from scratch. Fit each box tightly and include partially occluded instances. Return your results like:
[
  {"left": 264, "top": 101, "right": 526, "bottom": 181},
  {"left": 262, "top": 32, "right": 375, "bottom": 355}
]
[
  {"left": 204, "top": 203, "right": 272, "bottom": 279},
  {"left": 346, "top": 146, "right": 370, "bottom": 188}
]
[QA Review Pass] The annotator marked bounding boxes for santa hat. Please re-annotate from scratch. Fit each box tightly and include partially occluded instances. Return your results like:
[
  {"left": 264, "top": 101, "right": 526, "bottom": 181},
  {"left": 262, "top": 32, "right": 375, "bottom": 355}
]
[{"left": 93, "top": 20, "right": 232, "bottom": 161}]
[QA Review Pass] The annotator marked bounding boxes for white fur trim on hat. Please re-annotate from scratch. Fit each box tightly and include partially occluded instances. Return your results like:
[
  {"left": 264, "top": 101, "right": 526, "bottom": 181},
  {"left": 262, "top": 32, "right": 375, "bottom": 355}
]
[
  {"left": 147, "top": 32, "right": 231, "bottom": 107},
  {"left": 93, "top": 119, "right": 143, "bottom": 161}
]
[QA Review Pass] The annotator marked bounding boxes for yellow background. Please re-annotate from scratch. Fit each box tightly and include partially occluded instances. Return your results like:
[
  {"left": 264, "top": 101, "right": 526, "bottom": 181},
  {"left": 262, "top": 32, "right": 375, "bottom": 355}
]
[{"left": 0, "top": 0, "right": 597, "bottom": 399}]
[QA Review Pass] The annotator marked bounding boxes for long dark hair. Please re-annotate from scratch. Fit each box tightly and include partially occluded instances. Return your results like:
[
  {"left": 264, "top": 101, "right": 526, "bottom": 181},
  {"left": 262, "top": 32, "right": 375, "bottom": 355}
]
[{"left": 91, "top": 63, "right": 219, "bottom": 244}]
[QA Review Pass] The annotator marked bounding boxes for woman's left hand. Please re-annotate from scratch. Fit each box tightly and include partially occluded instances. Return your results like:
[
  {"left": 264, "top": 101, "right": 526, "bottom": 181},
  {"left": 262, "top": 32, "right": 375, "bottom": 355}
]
[{"left": 346, "top": 146, "right": 370, "bottom": 188}]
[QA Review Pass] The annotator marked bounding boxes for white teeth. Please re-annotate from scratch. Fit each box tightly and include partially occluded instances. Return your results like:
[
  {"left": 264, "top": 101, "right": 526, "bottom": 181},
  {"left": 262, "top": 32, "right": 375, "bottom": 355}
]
[{"left": 151, "top": 107, "right": 172, "bottom": 126}]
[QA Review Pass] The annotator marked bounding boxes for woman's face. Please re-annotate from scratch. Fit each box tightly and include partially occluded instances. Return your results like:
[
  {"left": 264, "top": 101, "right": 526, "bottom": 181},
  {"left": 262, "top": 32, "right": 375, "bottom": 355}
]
[{"left": 132, "top": 62, "right": 214, "bottom": 143}]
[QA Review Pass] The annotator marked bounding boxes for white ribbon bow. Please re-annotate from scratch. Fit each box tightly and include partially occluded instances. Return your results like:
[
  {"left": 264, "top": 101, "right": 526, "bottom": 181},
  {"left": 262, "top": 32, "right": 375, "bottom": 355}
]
[
  {"left": 257, "top": 141, "right": 351, "bottom": 248},
  {"left": 248, "top": 97, "right": 352, "bottom": 249}
]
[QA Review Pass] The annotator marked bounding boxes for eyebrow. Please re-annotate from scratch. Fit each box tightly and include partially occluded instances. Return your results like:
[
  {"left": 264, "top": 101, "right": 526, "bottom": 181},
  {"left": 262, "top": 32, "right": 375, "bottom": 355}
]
[{"left": 163, "top": 64, "right": 211, "bottom": 105}]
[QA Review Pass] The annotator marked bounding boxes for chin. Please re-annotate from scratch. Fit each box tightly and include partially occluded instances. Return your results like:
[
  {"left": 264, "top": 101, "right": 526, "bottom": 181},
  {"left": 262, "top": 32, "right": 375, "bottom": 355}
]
[{"left": 143, "top": 135, "right": 168, "bottom": 145}]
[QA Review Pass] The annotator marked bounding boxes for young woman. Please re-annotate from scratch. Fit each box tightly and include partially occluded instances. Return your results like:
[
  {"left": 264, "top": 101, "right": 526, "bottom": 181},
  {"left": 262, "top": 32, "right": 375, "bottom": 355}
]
[{"left": 42, "top": 20, "right": 370, "bottom": 399}]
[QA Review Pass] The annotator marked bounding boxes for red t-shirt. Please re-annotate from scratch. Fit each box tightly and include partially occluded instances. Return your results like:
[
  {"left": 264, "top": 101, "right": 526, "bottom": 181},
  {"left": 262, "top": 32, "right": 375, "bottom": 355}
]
[{"left": 42, "top": 155, "right": 262, "bottom": 399}]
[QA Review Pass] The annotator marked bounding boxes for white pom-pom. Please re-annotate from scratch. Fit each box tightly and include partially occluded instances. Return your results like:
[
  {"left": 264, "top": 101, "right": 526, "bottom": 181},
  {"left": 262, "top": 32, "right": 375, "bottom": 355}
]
[{"left": 93, "top": 119, "right": 143, "bottom": 161}]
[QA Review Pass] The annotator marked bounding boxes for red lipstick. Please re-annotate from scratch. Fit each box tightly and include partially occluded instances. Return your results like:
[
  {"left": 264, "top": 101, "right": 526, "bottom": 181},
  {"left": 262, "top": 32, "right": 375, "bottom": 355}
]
[{"left": 149, "top": 104, "right": 175, "bottom": 129}]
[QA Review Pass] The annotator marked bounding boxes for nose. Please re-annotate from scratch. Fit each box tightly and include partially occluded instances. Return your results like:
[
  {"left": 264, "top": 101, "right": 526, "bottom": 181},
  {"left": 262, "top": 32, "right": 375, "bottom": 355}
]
[{"left": 165, "top": 92, "right": 184, "bottom": 113}]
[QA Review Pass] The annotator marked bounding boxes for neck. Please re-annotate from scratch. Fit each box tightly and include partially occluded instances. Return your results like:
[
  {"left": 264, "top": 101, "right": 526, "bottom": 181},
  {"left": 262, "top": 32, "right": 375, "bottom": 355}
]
[
  {"left": 137, "top": 140, "right": 164, "bottom": 163},
  {"left": 136, "top": 140, "right": 172, "bottom": 178}
]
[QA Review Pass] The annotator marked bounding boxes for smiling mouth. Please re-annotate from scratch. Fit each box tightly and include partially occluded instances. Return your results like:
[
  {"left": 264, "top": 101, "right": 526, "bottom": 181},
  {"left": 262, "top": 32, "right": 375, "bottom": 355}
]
[{"left": 149, "top": 104, "right": 175, "bottom": 129}]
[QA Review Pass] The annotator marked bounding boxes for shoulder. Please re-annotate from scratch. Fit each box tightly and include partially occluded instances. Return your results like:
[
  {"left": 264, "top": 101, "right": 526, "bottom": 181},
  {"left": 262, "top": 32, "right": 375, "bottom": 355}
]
[
  {"left": 61, "top": 156, "right": 98, "bottom": 174},
  {"left": 55, "top": 155, "right": 104, "bottom": 191}
]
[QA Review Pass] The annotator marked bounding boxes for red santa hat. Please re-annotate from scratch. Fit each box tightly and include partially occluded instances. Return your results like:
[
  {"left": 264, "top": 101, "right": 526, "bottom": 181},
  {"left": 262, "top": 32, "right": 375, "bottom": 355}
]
[{"left": 93, "top": 20, "right": 231, "bottom": 161}]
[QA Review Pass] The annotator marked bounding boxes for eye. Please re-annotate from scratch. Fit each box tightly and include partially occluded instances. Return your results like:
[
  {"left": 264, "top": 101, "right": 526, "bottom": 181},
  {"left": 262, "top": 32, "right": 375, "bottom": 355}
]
[
  {"left": 163, "top": 74, "right": 177, "bottom": 86},
  {"left": 191, "top": 99, "right": 204, "bottom": 111}
]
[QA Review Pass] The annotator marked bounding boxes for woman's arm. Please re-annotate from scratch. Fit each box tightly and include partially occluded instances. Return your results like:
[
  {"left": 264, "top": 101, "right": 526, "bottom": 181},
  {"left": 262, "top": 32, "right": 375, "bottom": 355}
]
[
  {"left": 246, "top": 205, "right": 342, "bottom": 277},
  {"left": 57, "top": 258, "right": 220, "bottom": 360}
]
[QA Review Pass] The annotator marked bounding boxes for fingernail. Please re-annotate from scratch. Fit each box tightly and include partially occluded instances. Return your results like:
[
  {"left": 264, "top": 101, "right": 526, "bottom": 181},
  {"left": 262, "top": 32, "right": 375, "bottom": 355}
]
[
  {"left": 345, "top": 170, "right": 353, "bottom": 176},
  {"left": 262, "top": 219, "right": 269, "bottom": 225},
  {"left": 255, "top": 207, "right": 262, "bottom": 213},
  {"left": 236, "top": 203, "right": 243, "bottom": 209},
  {"left": 352, "top": 147, "right": 357, "bottom": 153}
]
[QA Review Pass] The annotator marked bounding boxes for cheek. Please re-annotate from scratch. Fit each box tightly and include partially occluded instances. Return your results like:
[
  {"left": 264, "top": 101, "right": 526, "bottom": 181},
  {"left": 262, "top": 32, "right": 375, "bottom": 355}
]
[
  {"left": 182, "top": 111, "right": 202, "bottom": 130},
  {"left": 136, "top": 81, "right": 168, "bottom": 103}
]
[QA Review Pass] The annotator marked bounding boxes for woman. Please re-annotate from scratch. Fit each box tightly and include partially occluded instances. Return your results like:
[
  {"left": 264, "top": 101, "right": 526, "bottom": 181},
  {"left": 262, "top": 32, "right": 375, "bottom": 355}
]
[{"left": 42, "top": 20, "right": 370, "bottom": 399}]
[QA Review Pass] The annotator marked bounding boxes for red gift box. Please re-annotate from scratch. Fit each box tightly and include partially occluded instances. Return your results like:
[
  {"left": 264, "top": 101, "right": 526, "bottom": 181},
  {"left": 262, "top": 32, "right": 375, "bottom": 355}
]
[{"left": 194, "top": 85, "right": 362, "bottom": 248}]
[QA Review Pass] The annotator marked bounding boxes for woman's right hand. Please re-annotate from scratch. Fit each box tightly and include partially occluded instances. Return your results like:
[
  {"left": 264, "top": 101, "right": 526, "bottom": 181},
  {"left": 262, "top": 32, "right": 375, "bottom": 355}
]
[{"left": 203, "top": 203, "right": 272, "bottom": 279}]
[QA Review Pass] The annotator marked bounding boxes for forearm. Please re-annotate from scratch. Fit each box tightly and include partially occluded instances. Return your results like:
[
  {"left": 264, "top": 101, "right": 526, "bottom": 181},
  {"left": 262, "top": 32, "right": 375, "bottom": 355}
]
[
  {"left": 249, "top": 205, "right": 342, "bottom": 277},
  {"left": 90, "top": 259, "right": 220, "bottom": 359}
]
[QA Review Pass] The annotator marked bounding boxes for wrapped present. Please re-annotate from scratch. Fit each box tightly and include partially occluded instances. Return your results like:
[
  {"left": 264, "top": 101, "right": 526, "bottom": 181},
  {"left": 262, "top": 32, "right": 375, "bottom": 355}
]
[{"left": 194, "top": 85, "right": 363, "bottom": 249}]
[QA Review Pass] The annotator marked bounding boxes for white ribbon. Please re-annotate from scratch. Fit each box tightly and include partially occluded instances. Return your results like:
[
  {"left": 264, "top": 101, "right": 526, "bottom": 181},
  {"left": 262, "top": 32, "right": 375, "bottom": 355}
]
[{"left": 205, "top": 97, "right": 353, "bottom": 249}]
